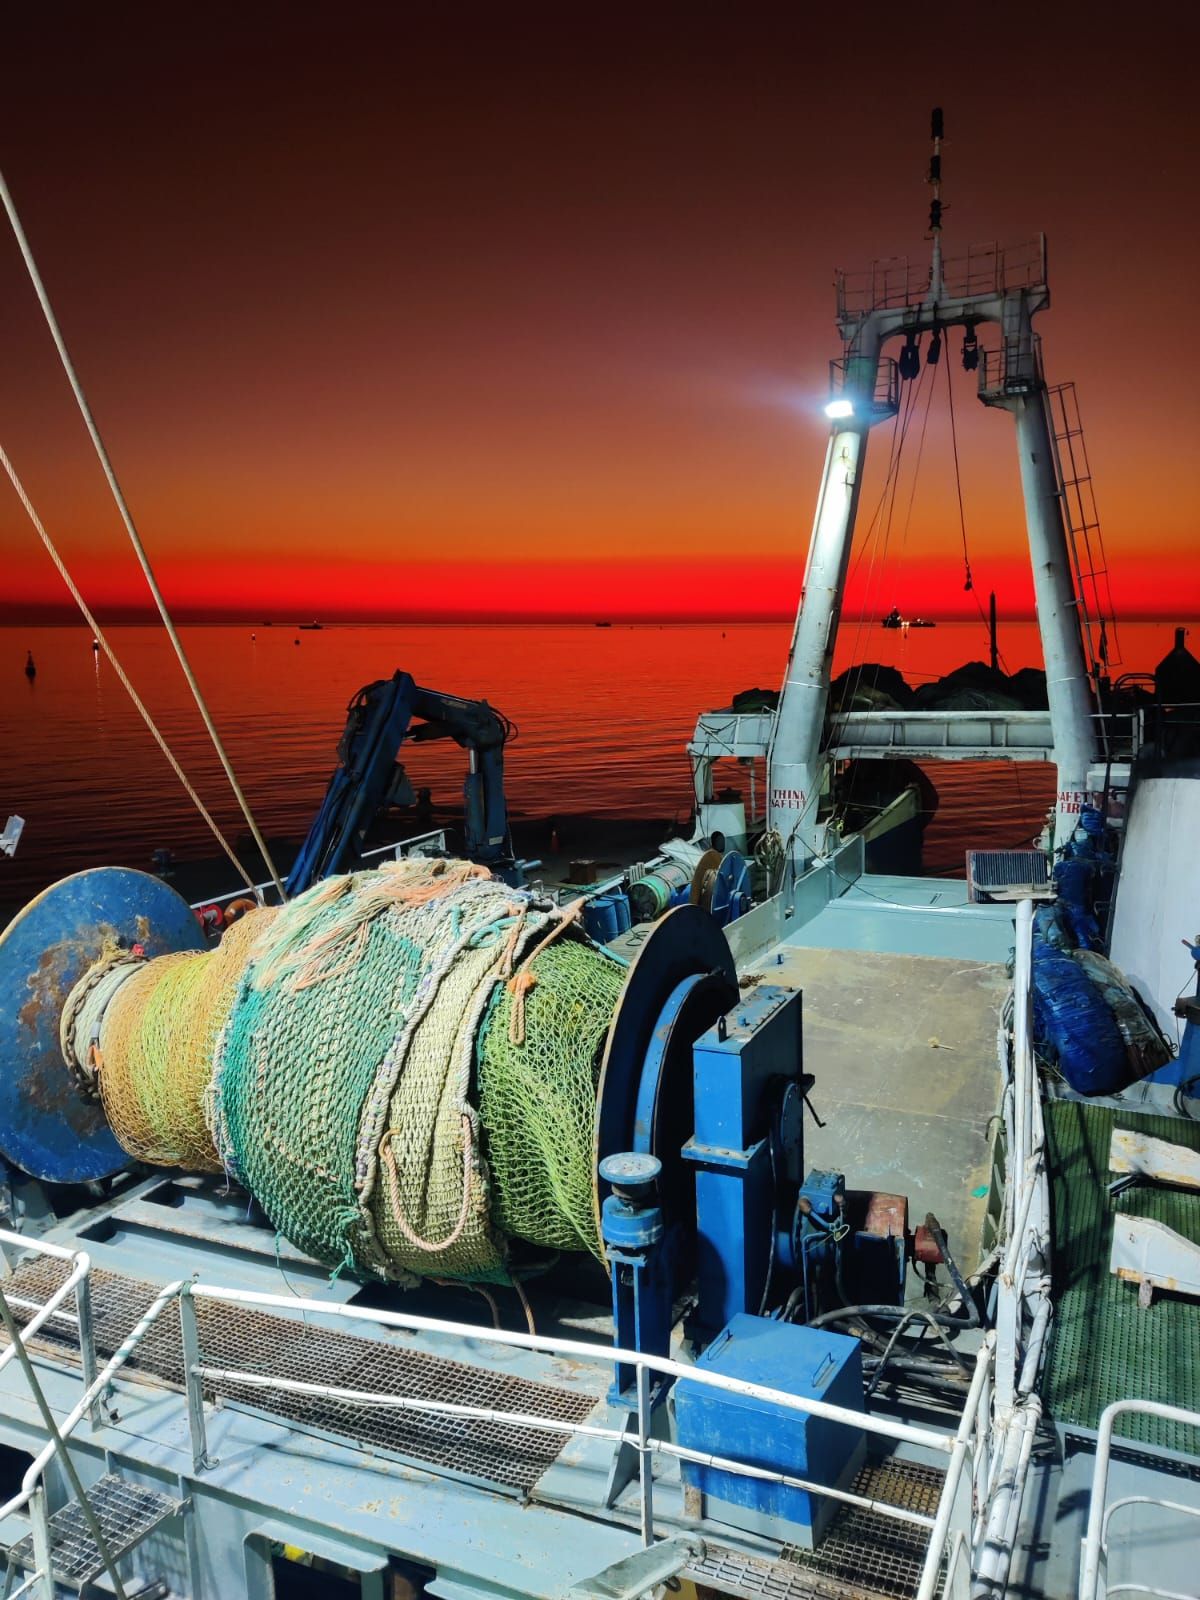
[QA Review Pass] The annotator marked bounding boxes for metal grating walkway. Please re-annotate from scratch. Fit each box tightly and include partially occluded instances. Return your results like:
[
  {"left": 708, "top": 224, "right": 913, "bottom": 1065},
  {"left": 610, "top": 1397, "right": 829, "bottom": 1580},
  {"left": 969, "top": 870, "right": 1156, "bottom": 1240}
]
[
  {"left": 1043, "top": 1100, "right": 1200, "bottom": 1454},
  {"left": 2, "top": 1258, "right": 595, "bottom": 1494},
  {"left": 687, "top": 1458, "right": 945, "bottom": 1600},
  {"left": 6, "top": 1472, "right": 181, "bottom": 1586}
]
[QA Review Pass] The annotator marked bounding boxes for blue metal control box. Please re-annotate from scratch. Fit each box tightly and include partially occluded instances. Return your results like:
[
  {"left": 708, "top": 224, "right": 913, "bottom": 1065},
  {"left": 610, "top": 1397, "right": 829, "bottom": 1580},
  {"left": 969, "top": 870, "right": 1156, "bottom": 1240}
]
[{"left": 675, "top": 1313, "right": 866, "bottom": 1548}]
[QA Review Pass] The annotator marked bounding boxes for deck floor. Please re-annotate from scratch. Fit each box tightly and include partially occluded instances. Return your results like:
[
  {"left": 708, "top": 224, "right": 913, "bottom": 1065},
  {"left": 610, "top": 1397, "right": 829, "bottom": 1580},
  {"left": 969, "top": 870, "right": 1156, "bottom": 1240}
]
[
  {"left": 1043, "top": 1100, "right": 1200, "bottom": 1452},
  {"left": 752, "top": 940, "right": 1007, "bottom": 1274}
]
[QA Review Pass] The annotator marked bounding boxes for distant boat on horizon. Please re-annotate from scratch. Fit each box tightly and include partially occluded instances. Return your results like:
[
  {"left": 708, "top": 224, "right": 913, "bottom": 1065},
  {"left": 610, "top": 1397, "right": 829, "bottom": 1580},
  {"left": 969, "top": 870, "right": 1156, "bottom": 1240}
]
[
  {"left": 881, "top": 606, "right": 936, "bottom": 630},
  {"left": 594, "top": 620, "right": 612, "bottom": 628},
  {"left": 298, "top": 621, "right": 324, "bottom": 631}
]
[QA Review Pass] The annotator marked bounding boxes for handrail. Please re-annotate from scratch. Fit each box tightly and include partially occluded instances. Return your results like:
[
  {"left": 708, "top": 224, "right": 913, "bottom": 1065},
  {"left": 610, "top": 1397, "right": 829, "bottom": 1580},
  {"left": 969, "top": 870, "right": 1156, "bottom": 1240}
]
[
  {"left": 176, "top": 1283, "right": 996, "bottom": 1591},
  {"left": 0, "top": 1233, "right": 102, "bottom": 1524},
  {"left": 1, "top": 1249, "right": 993, "bottom": 1583},
  {"left": 0, "top": 1179, "right": 1016, "bottom": 1594},
  {"left": 182, "top": 1281, "right": 953, "bottom": 1453},
  {"left": 0, "top": 1245, "right": 89, "bottom": 1384},
  {"left": 0, "top": 1247, "right": 1000, "bottom": 1594},
  {"left": 1080, "top": 1399, "right": 1200, "bottom": 1600},
  {"left": 187, "top": 828, "right": 449, "bottom": 910},
  {"left": 0, "top": 1232, "right": 131, "bottom": 1600}
]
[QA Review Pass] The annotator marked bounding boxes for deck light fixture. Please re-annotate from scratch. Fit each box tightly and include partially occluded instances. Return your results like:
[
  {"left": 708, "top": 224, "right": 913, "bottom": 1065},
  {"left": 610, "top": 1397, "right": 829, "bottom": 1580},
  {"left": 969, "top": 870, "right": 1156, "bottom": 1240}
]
[{"left": 824, "top": 398, "right": 854, "bottom": 420}]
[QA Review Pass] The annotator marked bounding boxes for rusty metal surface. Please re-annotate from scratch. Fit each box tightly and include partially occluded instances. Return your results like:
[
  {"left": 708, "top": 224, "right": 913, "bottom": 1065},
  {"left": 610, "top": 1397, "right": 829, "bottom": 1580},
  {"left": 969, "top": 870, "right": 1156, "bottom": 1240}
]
[
  {"left": 0, "top": 867, "right": 204, "bottom": 1181},
  {"left": 861, "top": 1193, "right": 908, "bottom": 1241},
  {"left": 4, "top": 1256, "right": 594, "bottom": 1494}
]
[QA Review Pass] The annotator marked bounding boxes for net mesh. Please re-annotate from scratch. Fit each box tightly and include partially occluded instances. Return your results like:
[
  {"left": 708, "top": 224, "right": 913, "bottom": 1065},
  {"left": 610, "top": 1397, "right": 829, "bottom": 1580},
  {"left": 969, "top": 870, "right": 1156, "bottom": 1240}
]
[
  {"left": 78, "top": 859, "right": 625, "bottom": 1284},
  {"left": 96, "top": 908, "right": 277, "bottom": 1170},
  {"left": 208, "top": 861, "right": 586, "bottom": 1281},
  {"left": 364, "top": 929, "right": 516, "bottom": 1283},
  {"left": 478, "top": 938, "right": 625, "bottom": 1261}
]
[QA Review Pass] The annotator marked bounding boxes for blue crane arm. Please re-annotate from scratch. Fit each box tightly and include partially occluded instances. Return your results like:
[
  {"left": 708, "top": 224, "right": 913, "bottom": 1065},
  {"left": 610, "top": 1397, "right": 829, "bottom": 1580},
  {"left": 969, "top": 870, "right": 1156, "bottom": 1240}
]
[{"left": 286, "top": 672, "right": 512, "bottom": 896}]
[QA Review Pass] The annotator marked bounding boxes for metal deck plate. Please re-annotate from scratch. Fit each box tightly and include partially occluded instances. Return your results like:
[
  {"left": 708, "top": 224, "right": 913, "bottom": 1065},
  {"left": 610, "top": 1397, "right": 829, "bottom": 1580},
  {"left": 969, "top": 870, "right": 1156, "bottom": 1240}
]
[
  {"left": 6, "top": 1472, "right": 181, "bottom": 1586},
  {"left": 3, "top": 1259, "right": 595, "bottom": 1495},
  {"left": 1043, "top": 1100, "right": 1200, "bottom": 1454},
  {"left": 687, "top": 1459, "right": 945, "bottom": 1600}
]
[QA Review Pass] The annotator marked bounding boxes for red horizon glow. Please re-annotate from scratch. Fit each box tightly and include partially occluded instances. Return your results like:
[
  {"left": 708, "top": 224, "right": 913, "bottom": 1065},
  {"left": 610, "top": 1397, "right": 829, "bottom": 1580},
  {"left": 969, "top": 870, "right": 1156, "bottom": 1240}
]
[
  {"left": 0, "top": 11, "right": 1196, "bottom": 627},
  {"left": 3, "top": 555, "right": 1191, "bottom": 627}
]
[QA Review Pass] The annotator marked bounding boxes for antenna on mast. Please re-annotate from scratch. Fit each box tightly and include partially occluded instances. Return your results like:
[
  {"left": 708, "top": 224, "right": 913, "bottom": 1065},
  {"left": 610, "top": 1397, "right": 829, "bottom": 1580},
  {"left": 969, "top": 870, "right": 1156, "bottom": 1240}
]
[{"left": 927, "top": 106, "right": 944, "bottom": 299}]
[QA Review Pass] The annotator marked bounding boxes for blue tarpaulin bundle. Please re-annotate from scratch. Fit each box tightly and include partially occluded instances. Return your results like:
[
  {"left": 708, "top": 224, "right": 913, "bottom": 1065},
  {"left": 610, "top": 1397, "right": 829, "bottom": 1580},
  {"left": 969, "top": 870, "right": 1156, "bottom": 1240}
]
[{"left": 1032, "top": 938, "right": 1130, "bottom": 1095}]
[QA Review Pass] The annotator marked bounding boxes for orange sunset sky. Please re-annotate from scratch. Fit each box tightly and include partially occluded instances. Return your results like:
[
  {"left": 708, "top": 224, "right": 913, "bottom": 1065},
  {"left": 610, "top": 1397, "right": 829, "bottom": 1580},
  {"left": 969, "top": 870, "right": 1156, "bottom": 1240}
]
[{"left": 0, "top": 4, "right": 1196, "bottom": 624}]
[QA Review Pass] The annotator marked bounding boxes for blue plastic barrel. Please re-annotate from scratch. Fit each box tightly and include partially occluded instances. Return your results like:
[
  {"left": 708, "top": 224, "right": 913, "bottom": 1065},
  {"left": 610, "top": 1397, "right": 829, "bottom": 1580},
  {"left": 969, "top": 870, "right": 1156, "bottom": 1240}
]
[
  {"left": 584, "top": 894, "right": 621, "bottom": 944},
  {"left": 610, "top": 890, "right": 632, "bottom": 933}
]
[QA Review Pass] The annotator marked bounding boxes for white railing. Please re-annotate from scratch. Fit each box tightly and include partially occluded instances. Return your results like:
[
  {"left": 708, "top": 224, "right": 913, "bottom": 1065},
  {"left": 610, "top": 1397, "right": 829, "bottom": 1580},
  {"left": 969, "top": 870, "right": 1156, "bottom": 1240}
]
[
  {"left": 0, "top": 1230, "right": 105, "bottom": 1600},
  {"left": 187, "top": 829, "right": 449, "bottom": 911},
  {"left": 1079, "top": 1399, "right": 1200, "bottom": 1600},
  {"left": 968, "top": 900, "right": 1051, "bottom": 1600},
  {"left": 3, "top": 1241, "right": 997, "bottom": 1599},
  {"left": 176, "top": 1283, "right": 996, "bottom": 1600}
]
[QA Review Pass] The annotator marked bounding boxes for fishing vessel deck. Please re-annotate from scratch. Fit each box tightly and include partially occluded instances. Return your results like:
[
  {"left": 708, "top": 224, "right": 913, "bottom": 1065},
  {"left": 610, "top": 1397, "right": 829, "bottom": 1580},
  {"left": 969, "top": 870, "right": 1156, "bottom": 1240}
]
[{"left": 0, "top": 867, "right": 1007, "bottom": 1600}]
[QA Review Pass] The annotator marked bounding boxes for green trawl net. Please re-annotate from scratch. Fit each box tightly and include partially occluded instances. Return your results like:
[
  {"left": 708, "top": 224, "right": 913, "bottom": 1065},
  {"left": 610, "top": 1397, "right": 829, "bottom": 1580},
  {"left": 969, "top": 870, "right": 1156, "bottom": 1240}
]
[
  {"left": 206, "top": 860, "right": 625, "bottom": 1285},
  {"left": 209, "top": 861, "right": 541, "bottom": 1278},
  {"left": 477, "top": 937, "right": 625, "bottom": 1261}
]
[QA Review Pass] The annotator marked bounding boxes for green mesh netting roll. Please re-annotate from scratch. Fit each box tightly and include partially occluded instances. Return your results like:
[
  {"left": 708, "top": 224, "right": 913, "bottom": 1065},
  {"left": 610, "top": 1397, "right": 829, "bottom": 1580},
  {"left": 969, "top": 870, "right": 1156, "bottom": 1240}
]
[
  {"left": 478, "top": 938, "right": 625, "bottom": 1261},
  {"left": 203, "top": 860, "right": 623, "bottom": 1284},
  {"left": 79, "top": 857, "right": 630, "bottom": 1283},
  {"left": 210, "top": 862, "right": 533, "bottom": 1277}
]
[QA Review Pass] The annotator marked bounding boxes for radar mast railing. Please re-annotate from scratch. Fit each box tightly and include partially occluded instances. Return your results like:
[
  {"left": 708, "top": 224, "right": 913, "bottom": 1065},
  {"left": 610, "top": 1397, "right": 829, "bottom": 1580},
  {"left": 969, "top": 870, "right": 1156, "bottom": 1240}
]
[{"left": 836, "top": 236, "right": 1048, "bottom": 322}]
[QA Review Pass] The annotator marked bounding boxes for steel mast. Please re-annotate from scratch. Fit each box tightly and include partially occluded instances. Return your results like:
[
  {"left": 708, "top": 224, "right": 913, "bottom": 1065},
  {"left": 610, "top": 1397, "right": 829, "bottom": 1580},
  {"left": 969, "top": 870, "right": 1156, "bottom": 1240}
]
[{"left": 767, "top": 110, "right": 1097, "bottom": 880}]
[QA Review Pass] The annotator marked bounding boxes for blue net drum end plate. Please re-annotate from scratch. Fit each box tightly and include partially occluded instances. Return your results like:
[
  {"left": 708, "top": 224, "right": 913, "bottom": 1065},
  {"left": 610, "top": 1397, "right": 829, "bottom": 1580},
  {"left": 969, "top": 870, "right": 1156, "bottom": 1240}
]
[
  {"left": 593, "top": 904, "right": 737, "bottom": 1239},
  {"left": 0, "top": 867, "right": 206, "bottom": 1183}
]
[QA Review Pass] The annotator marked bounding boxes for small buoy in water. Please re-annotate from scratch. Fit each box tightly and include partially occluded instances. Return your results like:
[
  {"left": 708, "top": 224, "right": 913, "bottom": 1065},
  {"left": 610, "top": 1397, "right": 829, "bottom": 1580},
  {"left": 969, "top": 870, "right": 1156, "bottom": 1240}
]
[
  {"left": 251, "top": 632, "right": 256, "bottom": 641},
  {"left": 24, "top": 650, "right": 35, "bottom": 680},
  {"left": 294, "top": 638, "right": 300, "bottom": 646},
  {"left": 91, "top": 638, "right": 99, "bottom": 654}
]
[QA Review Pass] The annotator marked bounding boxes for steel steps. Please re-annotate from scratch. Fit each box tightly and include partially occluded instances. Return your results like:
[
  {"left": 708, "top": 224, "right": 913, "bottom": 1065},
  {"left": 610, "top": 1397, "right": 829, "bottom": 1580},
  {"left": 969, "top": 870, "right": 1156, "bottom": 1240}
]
[{"left": 5, "top": 1472, "right": 182, "bottom": 1590}]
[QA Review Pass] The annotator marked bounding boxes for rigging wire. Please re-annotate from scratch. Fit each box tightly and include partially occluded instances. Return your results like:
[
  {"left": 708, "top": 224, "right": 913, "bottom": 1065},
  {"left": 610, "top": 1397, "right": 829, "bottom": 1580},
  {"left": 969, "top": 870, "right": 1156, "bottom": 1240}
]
[
  {"left": 841, "top": 366, "right": 926, "bottom": 692},
  {"left": 0, "top": 441, "right": 261, "bottom": 892},
  {"left": 0, "top": 168, "right": 286, "bottom": 899},
  {"left": 944, "top": 352, "right": 1007, "bottom": 670},
  {"left": 826, "top": 363, "right": 931, "bottom": 831}
]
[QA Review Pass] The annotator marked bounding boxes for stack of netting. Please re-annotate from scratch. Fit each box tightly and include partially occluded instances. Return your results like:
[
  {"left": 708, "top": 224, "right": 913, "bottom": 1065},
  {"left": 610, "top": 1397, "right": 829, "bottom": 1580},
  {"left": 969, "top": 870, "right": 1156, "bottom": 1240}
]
[{"left": 74, "top": 860, "right": 626, "bottom": 1286}]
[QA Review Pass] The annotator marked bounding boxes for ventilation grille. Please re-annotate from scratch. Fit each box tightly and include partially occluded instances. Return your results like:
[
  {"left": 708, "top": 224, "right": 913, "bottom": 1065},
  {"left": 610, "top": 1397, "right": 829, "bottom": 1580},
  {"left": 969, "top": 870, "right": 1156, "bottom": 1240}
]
[{"left": 965, "top": 848, "right": 1051, "bottom": 902}]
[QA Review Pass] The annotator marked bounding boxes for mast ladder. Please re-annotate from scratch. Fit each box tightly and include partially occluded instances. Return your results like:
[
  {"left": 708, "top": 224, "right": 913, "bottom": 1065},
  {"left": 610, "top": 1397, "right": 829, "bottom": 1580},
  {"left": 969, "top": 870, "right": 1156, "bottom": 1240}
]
[{"left": 1044, "top": 381, "right": 1122, "bottom": 675}]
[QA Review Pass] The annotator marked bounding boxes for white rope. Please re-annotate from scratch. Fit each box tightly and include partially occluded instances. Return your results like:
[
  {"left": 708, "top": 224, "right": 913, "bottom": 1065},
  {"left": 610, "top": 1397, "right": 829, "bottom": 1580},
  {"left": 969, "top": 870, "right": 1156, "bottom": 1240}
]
[
  {"left": 0, "top": 440, "right": 259, "bottom": 892},
  {"left": 0, "top": 167, "right": 286, "bottom": 898}
]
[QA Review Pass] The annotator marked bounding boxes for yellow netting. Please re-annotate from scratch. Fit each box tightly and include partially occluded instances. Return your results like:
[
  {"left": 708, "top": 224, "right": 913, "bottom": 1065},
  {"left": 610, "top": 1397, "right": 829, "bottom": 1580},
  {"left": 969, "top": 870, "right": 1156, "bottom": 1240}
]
[
  {"left": 364, "top": 932, "right": 515, "bottom": 1282},
  {"left": 477, "top": 937, "right": 625, "bottom": 1260},
  {"left": 95, "top": 908, "right": 277, "bottom": 1169}
]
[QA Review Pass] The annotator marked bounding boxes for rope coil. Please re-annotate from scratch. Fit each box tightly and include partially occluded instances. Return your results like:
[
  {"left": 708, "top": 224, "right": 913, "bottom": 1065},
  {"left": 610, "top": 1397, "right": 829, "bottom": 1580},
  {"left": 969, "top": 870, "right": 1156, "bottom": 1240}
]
[{"left": 61, "top": 951, "right": 146, "bottom": 1098}]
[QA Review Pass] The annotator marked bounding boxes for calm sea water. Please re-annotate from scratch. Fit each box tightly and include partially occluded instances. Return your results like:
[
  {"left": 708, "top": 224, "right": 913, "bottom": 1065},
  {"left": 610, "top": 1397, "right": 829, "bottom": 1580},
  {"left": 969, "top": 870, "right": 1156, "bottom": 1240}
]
[{"left": 0, "top": 618, "right": 1188, "bottom": 906}]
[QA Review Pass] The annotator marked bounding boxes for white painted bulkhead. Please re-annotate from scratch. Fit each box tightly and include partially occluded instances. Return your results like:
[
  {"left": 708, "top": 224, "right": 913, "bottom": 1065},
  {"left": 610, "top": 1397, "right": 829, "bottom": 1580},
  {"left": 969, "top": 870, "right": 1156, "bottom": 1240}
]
[{"left": 1109, "top": 772, "right": 1200, "bottom": 1036}]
